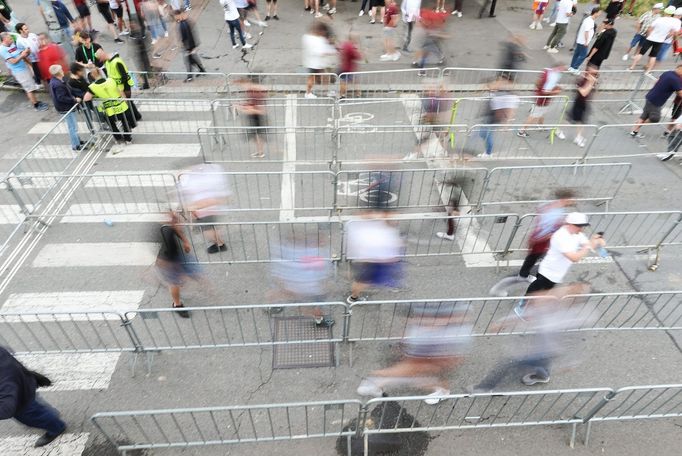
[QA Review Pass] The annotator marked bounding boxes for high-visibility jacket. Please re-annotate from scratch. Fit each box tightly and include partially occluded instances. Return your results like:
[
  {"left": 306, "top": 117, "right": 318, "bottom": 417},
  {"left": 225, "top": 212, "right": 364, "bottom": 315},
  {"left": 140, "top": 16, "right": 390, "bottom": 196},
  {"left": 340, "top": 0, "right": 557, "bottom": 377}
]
[
  {"left": 88, "top": 78, "right": 129, "bottom": 117},
  {"left": 104, "top": 55, "right": 133, "bottom": 92}
]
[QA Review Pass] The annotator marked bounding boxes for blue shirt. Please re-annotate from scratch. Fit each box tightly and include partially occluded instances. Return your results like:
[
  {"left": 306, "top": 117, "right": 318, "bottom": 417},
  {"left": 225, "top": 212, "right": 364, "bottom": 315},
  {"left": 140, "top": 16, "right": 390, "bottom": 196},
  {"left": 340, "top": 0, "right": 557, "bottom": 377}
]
[
  {"left": 646, "top": 71, "right": 682, "bottom": 107},
  {"left": 0, "top": 43, "right": 28, "bottom": 73}
]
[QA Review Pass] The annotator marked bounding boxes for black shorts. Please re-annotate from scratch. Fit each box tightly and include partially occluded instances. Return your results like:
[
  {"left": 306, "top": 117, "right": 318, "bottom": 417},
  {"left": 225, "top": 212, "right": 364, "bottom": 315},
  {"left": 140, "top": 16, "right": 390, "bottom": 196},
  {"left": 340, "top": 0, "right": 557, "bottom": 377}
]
[
  {"left": 77, "top": 4, "right": 91, "bottom": 18},
  {"left": 97, "top": 3, "right": 115, "bottom": 24},
  {"left": 371, "top": 0, "right": 385, "bottom": 7},
  {"left": 639, "top": 39, "right": 662, "bottom": 57},
  {"left": 111, "top": 6, "right": 124, "bottom": 19},
  {"left": 570, "top": 102, "right": 587, "bottom": 123},
  {"left": 247, "top": 114, "right": 266, "bottom": 137},
  {"left": 641, "top": 99, "right": 662, "bottom": 123},
  {"left": 672, "top": 103, "right": 682, "bottom": 120}
]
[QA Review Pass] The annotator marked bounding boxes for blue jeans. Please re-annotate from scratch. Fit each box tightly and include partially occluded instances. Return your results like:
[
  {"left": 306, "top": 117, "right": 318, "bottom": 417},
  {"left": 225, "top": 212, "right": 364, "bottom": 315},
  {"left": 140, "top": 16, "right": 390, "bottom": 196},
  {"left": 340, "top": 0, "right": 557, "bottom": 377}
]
[
  {"left": 14, "top": 396, "right": 66, "bottom": 436},
  {"left": 62, "top": 111, "right": 81, "bottom": 150},
  {"left": 479, "top": 127, "right": 494, "bottom": 155},
  {"left": 570, "top": 44, "right": 588, "bottom": 69},
  {"left": 184, "top": 0, "right": 191, "bottom": 8},
  {"left": 227, "top": 19, "right": 245, "bottom": 46},
  {"left": 657, "top": 42, "right": 672, "bottom": 61}
]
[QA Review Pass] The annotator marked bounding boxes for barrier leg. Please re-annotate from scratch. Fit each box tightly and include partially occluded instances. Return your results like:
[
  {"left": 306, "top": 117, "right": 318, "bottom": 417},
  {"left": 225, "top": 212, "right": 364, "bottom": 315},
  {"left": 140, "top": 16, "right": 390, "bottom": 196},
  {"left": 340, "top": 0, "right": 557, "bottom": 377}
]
[
  {"left": 584, "top": 421, "right": 592, "bottom": 446},
  {"left": 364, "top": 433, "right": 369, "bottom": 456},
  {"left": 129, "top": 352, "right": 139, "bottom": 378},
  {"left": 346, "top": 435, "right": 351, "bottom": 456},
  {"left": 570, "top": 422, "right": 577, "bottom": 449}
]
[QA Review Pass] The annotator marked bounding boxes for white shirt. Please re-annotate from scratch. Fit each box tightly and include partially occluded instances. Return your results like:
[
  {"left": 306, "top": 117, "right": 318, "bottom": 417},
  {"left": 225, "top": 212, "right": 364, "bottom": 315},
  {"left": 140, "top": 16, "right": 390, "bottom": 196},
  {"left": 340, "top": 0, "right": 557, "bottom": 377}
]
[
  {"left": 345, "top": 219, "right": 402, "bottom": 261},
  {"left": 401, "top": 0, "right": 421, "bottom": 23},
  {"left": 647, "top": 16, "right": 681, "bottom": 43},
  {"left": 576, "top": 16, "right": 595, "bottom": 45},
  {"left": 16, "top": 33, "right": 40, "bottom": 63},
  {"left": 555, "top": 0, "right": 574, "bottom": 25},
  {"left": 220, "top": 0, "right": 240, "bottom": 21},
  {"left": 302, "top": 33, "right": 336, "bottom": 70},
  {"left": 109, "top": 0, "right": 120, "bottom": 8},
  {"left": 234, "top": 0, "right": 248, "bottom": 8},
  {"left": 538, "top": 226, "right": 588, "bottom": 283}
]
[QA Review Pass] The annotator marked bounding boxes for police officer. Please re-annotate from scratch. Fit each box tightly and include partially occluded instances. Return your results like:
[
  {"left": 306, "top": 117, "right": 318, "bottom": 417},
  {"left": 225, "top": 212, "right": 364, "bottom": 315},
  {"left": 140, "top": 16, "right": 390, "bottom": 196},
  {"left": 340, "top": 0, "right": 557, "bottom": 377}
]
[
  {"left": 0, "top": 346, "right": 66, "bottom": 448},
  {"left": 96, "top": 48, "right": 142, "bottom": 121},
  {"left": 84, "top": 66, "right": 137, "bottom": 148}
]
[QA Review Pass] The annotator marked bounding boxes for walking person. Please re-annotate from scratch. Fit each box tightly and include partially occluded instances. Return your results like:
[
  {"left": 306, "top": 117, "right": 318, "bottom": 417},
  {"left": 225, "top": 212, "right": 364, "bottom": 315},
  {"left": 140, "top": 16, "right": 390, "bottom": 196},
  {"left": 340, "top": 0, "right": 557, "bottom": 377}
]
[
  {"left": 477, "top": 76, "right": 520, "bottom": 158},
  {"left": 265, "top": 0, "right": 279, "bottom": 20},
  {"left": 108, "top": 0, "right": 130, "bottom": 36},
  {"left": 622, "top": 3, "right": 662, "bottom": 62},
  {"left": 36, "top": 33, "right": 68, "bottom": 83},
  {"left": 73, "top": 0, "right": 94, "bottom": 33},
  {"left": 530, "top": 0, "right": 548, "bottom": 30},
  {"left": 0, "top": 346, "right": 66, "bottom": 448},
  {"left": 174, "top": 8, "right": 206, "bottom": 82},
  {"left": 604, "top": 0, "right": 623, "bottom": 20},
  {"left": 629, "top": 5, "right": 680, "bottom": 71},
  {"left": 451, "top": 0, "right": 463, "bottom": 17},
  {"left": 656, "top": 7, "right": 682, "bottom": 63},
  {"left": 302, "top": 20, "right": 337, "bottom": 98},
  {"left": 94, "top": 0, "right": 123, "bottom": 43},
  {"left": 544, "top": 0, "right": 574, "bottom": 53},
  {"left": 517, "top": 64, "right": 565, "bottom": 138},
  {"left": 489, "top": 189, "right": 576, "bottom": 297},
  {"left": 401, "top": 0, "right": 420, "bottom": 51},
  {"left": 567, "top": 7, "right": 601, "bottom": 73},
  {"left": 380, "top": 0, "right": 401, "bottom": 61},
  {"left": 97, "top": 49, "right": 142, "bottom": 121},
  {"left": 235, "top": 76, "right": 267, "bottom": 158},
  {"left": 48, "top": 65, "right": 85, "bottom": 151},
  {"left": 584, "top": 18, "right": 617, "bottom": 70},
  {"left": 514, "top": 212, "right": 605, "bottom": 318},
  {"left": 0, "top": 32, "right": 48, "bottom": 111},
  {"left": 569, "top": 65, "right": 598, "bottom": 147},
  {"left": 221, "top": 0, "right": 252, "bottom": 49},
  {"left": 338, "top": 33, "right": 363, "bottom": 98},
  {"left": 369, "top": 0, "right": 385, "bottom": 24},
  {"left": 14, "top": 23, "right": 42, "bottom": 84},
  {"left": 629, "top": 65, "right": 682, "bottom": 138}
]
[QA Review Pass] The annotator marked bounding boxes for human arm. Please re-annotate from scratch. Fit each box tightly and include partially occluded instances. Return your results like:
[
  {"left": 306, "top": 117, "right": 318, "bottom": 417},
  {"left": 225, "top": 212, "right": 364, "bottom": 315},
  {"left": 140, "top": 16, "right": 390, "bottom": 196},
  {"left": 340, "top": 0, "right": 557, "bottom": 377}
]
[
  {"left": 4, "top": 47, "right": 31, "bottom": 65},
  {"left": 577, "top": 75, "right": 596, "bottom": 97},
  {"left": 116, "top": 61, "right": 131, "bottom": 91},
  {"left": 562, "top": 234, "right": 604, "bottom": 262}
]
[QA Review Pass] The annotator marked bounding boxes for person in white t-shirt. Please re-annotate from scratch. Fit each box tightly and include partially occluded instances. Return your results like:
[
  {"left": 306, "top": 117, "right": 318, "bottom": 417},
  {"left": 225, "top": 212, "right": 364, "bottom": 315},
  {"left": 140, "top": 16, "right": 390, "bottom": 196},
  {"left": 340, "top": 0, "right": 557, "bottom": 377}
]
[
  {"left": 630, "top": 5, "right": 681, "bottom": 71},
  {"left": 544, "top": 0, "right": 575, "bottom": 53},
  {"left": 568, "top": 7, "right": 600, "bottom": 72},
  {"left": 302, "top": 20, "right": 337, "bottom": 98},
  {"left": 14, "top": 23, "right": 41, "bottom": 84},
  {"left": 514, "top": 212, "right": 605, "bottom": 318}
]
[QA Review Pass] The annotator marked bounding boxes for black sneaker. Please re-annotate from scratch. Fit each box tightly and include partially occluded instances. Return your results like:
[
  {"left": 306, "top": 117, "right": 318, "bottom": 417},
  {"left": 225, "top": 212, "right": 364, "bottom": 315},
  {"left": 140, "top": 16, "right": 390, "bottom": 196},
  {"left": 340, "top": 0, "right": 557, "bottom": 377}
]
[
  {"left": 630, "top": 131, "right": 645, "bottom": 139},
  {"left": 314, "top": 315, "right": 335, "bottom": 327},
  {"left": 114, "top": 38, "right": 124, "bottom": 44},
  {"left": 172, "top": 304, "right": 191, "bottom": 318},
  {"left": 184, "top": 76, "right": 194, "bottom": 83},
  {"left": 35, "top": 430, "right": 64, "bottom": 448},
  {"left": 273, "top": 15, "right": 279, "bottom": 20},
  {"left": 305, "top": 6, "right": 311, "bottom": 11},
  {"left": 522, "top": 373, "right": 550, "bottom": 386},
  {"left": 34, "top": 102, "right": 49, "bottom": 112},
  {"left": 207, "top": 243, "right": 227, "bottom": 254},
  {"left": 265, "top": 15, "right": 271, "bottom": 20}
]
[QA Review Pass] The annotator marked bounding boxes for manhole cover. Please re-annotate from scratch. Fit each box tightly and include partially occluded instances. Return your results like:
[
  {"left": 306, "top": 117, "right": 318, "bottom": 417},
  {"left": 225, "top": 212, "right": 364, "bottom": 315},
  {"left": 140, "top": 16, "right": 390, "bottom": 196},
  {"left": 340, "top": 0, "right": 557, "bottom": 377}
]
[{"left": 272, "top": 316, "right": 335, "bottom": 369}]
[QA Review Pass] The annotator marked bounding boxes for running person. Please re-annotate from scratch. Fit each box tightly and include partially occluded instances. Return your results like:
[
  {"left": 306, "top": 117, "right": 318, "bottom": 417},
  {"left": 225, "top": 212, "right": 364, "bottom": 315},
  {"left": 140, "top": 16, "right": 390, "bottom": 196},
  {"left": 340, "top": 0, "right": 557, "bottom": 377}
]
[
  {"left": 629, "top": 5, "right": 680, "bottom": 71},
  {"left": 569, "top": 65, "right": 598, "bottom": 147},
  {"left": 622, "top": 3, "right": 662, "bottom": 62},
  {"left": 517, "top": 64, "right": 565, "bottom": 139},
  {"left": 630, "top": 65, "right": 682, "bottom": 138}
]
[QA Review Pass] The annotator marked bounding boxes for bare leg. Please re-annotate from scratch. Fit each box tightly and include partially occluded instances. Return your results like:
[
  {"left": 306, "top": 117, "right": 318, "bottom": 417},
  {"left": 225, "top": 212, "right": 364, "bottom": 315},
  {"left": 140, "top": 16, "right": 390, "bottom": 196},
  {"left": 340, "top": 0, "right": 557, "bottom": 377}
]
[
  {"left": 170, "top": 285, "right": 181, "bottom": 306},
  {"left": 645, "top": 56, "right": 657, "bottom": 72}
]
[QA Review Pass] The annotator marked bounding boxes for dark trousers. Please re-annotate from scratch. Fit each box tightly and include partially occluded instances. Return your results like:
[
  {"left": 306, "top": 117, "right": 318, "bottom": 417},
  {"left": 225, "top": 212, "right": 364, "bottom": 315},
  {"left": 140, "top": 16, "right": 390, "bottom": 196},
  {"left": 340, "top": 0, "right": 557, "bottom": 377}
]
[
  {"left": 524, "top": 272, "right": 556, "bottom": 295},
  {"left": 184, "top": 52, "right": 206, "bottom": 73},
  {"left": 123, "top": 88, "right": 142, "bottom": 121},
  {"left": 403, "top": 21, "right": 414, "bottom": 50},
  {"left": 227, "top": 19, "right": 245, "bottom": 46},
  {"left": 519, "top": 252, "right": 544, "bottom": 278},
  {"left": 14, "top": 396, "right": 66, "bottom": 436},
  {"left": 454, "top": 0, "right": 463, "bottom": 11},
  {"left": 360, "top": 0, "right": 370, "bottom": 11},
  {"left": 31, "top": 61, "right": 42, "bottom": 85},
  {"left": 107, "top": 109, "right": 137, "bottom": 142}
]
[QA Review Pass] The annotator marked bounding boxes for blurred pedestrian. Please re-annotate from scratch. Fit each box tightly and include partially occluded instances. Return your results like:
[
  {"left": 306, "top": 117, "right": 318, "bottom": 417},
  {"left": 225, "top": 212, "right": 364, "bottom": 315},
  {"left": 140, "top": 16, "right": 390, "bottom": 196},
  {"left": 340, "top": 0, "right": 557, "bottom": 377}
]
[
  {"left": 369, "top": 0, "right": 385, "bottom": 24},
  {"left": 517, "top": 64, "right": 565, "bottom": 138},
  {"left": 36, "top": 33, "right": 68, "bottom": 83},
  {"left": 514, "top": 212, "right": 605, "bottom": 318},
  {"left": 656, "top": 7, "right": 682, "bottom": 63},
  {"left": 221, "top": 0, "right": 252, "bottom": 50},
  {"left": 567, "top": 7, "right": 601, "bottom": 73},
  {"left": 451, "top": 0, "right": 463, "bottom": 17},
  {"left": 155, "top": 211, "right": 201, "bottom": 318},
  {"left": 489, "top": 188, "right": 575, "bottom": 297},
  {"left": 568, "top": 65, "right": 598, "bottom": 147},
  {"left": 345, "top": 213, "right": 403, "bottom": 304},
  {"left": 604, "top": 0, "right": 623, "bottom": 20},
  {"left": 413, "top": 9, "right": 447, "bottom": 74},
  {"left": 14, "top": 23, "right": 41, "bottom": 84},
  {"left": 94, "top": 0, "right": 124, "bottom": 43},
  {"left": 0, "top": 0, "right": 18, "bottom": 33},
  {"left": 108, "top": 0, "right": 130, "bottom": 36},
  {"left": 543, "top": 0, "right": 574, "bottom": 54},
  {"left": 476, "top": 75, "right": 519, "bottom": 158},
  {"left": 621, "top": 3, "right": 662, "bottom": 62},
  {"left": 97, "top": 48, "right": 142, "bottom": 120},
  {"left": 629, "top": 65, "right": 682, "bottom": 138},
  {"left": 568, "top": 0, "right": 600, "bottom": 52},
  {"left": 174, "top": 8, "right": 206, "bottom": 82},
  {"left": 48, "top": 64, "right": 85, "bottom": 151},
  {"left": 0, "top": 32, "right": 48, "bottom": 111},
  {"left": 302, "top": 20, "right": 337, "bottom": 98},
  {"left": 0, "top": 346, "right": 65, "bottom": 448},
  {"left": 83, "top": 66, "right": 137, "bottom": 149},
  {"left": 380, "top": 0, "right": 401, "bottom": 61},
  {"left": 73, "top": 0, "right": 94, "bottom": 33},
  {"left": 585, "top": 18, "right": 617, "bottom": 70},
  {"left": 401, "top": 0, "right": 420, "bottom": 51},
  {"left": 357, "top": 302, "right": 471, "bottom": 403},
  {"left": 499, "top": 33, "right": 527, "bottom": 73},
  {"left": 140, "top": 0, "right": 167, "bottom": 56},
  {"left": 405, "top": 83, "right": 448, "bottom": 160},
  {"left": 338, "top": 33, "right": 363, "bottom": 98},
  {"left": 629, "top": 5, "right": 680, "bottom": 71},
  {"left": 529, "top": 0, "right": 548, "bottom": 30},
  {"left": 236, "top": 76, "right": 267, "bottom": 158}
]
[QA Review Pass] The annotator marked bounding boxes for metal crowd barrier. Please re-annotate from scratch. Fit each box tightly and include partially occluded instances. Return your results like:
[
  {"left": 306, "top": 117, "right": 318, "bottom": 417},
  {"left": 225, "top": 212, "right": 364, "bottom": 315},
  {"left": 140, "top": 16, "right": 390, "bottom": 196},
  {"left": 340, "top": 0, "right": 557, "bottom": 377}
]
[
  {"left": 129, "top": 71, "right": 230, "bottom": 94},
  {"left": 90, "top": 384, "right": 682, "bottom": 453},
  {"left": 338, "top": 69, "right": 441, "bottom": 97},
  {"left": 476, "top": 163, "right": 632, "bottom": 212},
  {"left": 91, "top": 399, "right": 362, "bottom": 454},
  {"left": 210, "top": 97, "right": 336, "bottom": 128},
  {"left": 227, "top": 72, "right": 339, "bottom": 96},
  {"left": 582, "top": 122, "right": 673, "bottom": 160}
]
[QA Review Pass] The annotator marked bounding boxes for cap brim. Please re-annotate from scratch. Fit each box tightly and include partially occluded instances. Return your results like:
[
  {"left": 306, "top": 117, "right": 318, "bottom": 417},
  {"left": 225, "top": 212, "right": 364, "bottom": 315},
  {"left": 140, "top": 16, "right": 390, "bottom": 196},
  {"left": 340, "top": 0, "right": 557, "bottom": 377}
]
[{"left": 572, "top": 223, "right": 590, "bottom": 227}]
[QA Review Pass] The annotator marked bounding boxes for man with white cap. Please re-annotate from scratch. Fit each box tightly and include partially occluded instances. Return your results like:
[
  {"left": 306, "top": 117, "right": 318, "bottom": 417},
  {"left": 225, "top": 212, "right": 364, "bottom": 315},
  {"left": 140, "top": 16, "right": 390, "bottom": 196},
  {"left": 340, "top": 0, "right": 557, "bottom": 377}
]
[
  {"left": 514, "top": 212, "right": 605, "bottom": 318},
  {"left": 622, "top": 2, "right": 662, "bottom": 61},
  {"left": 656, "top": 7, "right": 682, "bottom": 62},
  {"left": 629, "top": 5, "right": 681, "bottom": 71}
]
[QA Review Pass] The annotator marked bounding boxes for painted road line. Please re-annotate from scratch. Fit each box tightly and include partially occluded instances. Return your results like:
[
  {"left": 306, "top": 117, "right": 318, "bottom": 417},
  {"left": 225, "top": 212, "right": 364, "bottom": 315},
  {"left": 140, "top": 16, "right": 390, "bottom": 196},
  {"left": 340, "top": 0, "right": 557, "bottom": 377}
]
[
  {"left": 3, "top": 145, "right": 77, "bottom": 160},
  {"left": 84, "top": 172, "right": 178, "bottom": 188},
  {"left": 16, "top": 353, "right": 120, "bottom": 391},
  {"left": 0, "top": 173, "right": 61, "bottom": 189},
  {"left": 280, "top": 95, "right": 297, "bottom": 222},
  {"left": 28, "top": 121, "right": 212, "bottom": 135},
  {"left": 0, "top": 205, "right": 31, "bottom": 224},
  {"left": 105, "top": 143, "right": 201, "bottom": 158},
  {"left": 0, "top": 433, "right": 89, "bottom": 456},
  {"left": 32, "top": 242, "right": 159, "bottom": 267},
  {"left": 60, "top": 203, "right": 173, "bottom": 223},
  {"left": 1, "top": 290, "right": 144, "bottom": 319}
]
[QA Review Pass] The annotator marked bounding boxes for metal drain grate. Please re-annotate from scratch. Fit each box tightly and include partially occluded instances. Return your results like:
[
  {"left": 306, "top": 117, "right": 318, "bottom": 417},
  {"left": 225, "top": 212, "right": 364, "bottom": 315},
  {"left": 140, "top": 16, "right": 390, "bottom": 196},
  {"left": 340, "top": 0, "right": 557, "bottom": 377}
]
[{"left": 272, "top": 316, "right": 335, "bottom": 369}]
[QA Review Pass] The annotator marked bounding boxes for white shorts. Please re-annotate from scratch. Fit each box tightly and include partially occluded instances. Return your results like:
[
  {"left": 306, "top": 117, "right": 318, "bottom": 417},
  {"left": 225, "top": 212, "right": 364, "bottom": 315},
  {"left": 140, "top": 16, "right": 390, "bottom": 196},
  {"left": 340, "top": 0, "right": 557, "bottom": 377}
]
[
  {"left": 14, "top": 69, "right": 40, "bottom": 93},
  {"left": 529, "top": 103, "right": 550, "bottom": 118}
]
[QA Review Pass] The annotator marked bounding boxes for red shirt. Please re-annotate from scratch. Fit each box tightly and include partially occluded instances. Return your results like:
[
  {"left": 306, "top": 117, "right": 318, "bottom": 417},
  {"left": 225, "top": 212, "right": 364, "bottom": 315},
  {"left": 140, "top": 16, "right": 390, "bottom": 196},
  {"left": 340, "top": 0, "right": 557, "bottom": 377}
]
[
  {"left": 384, "top": 3, "right": 400, "bottom": 27},
  {"left": 339, "top": 41, "right": 361, "bottom": 73},
  {"left": 37, "top": 44, "right": 67, "bottom": 81}
]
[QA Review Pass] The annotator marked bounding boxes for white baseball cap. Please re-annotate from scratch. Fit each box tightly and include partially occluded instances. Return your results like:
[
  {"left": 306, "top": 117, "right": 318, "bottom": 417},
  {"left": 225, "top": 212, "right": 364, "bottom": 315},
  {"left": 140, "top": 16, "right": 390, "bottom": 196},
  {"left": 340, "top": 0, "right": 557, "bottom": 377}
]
[
  {"left": 675, "top": 7, "right": 682, "bottom": 15},
  {"left": 653, "top": 3, "right": 664, "bottom": 9},
  {"left": 664, "top": 5, "right": 676, "bottom": 14},
  {"left": 565, "top": 212, "right": 590, "bottom": 227}
]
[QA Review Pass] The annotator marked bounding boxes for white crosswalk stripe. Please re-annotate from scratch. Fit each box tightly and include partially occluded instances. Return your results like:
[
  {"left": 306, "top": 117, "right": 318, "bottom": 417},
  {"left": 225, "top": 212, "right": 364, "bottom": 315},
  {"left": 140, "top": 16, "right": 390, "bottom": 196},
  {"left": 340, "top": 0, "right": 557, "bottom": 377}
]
[
  {"left": 104, "top": 143, "right": 200, "bottom": 158},
  {"left": 32, "top": 243, "right": 159, "bottom": 268},
  {"left": 1, "top": 291, "right": 145, "bottom": 319},
  {"left": 0, "top": 433, "right": 89, "bottom": 456},
  {"left": 16, "top": 353, "right": 120, "bottom": 391}
]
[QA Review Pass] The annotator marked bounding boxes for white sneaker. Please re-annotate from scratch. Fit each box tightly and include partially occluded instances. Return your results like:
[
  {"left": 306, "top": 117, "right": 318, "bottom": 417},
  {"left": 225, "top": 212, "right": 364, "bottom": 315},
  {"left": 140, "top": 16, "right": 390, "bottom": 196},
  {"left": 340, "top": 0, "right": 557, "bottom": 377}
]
[
  {"left": 476, "top": 153, "right": 492, "bottom": 158},
  {"left": 245, "top": 32, "right": 253, "bottom": 39},
  {"left": 436, "top": 232, "right": 455, "bottom": 241},
  {"left": 257, "top": 20, "right": 268, "bottom": 27},
  {"left": 380, "top": 53, "right": 391, "bottom": 61},
  {"left": 529, "top": 22, "right": 536, "bottom": 29},
  {"left": 357, "top": 378, "right": 383, "bottom": 397},
  {"left": 304, "top": 92, "right": 317, "bottom": 99},
  {"left": 323, "top": 3, "right": 330, "bottom": 10},
  {"left": 329, "top": 7, "right": 336, "bottom": 14},
  {"left": 164, "top": 31, "right": 169, "bottom": 38},
  {"left": 359, "top": 10, "right": 365, "bottom": 16},
  {"left": 657, "top": 152, "right": 675, "bottom": 161},
  {"left": 402, "top": 152, "right": 418, "bottom": 160},
  {"left": 390, "top": 52, "right": 401, "bottom": 61},
  {"left": 120, "top": 29, "right": 130, "bottom": 35},
  {"left": 232, "top": 44, "right": 240, "bottom": 49},
  {"left": 547, "top": 48, "right": 559, "bottom": 54},
  {"left": 573, "top": 136, "right": 585, "bottom": 147},
  {"left": 453, "top": 10, "right": 460, "bottom": 16},
  {"left": 549, "top": 22, "right": 556, "bottom": 27},
  {"left": 314, "top": 11, "right": 323, "bottom": 17},
  {"left": 243, "top": 43, "right": 253, "bottom": 49},
  {"left": 151, "top": 38, "right": 157, "bottom": 45},
  {"left": 457, "top": 11, "right": 462, "bottom": 17},
  {"left": 542, "top": 17, "right": 549, "bottom": 22},
  {"left": 543, "top": 45, "right": 549, "bottom": 50},
  {"left": 622, "top": 54, "right": 629, "bottom": 61},
  {"left": 244, "top": 20, "right": 251, "bottom": 27},
  {"left": 555, "top": 129, "right": 566, "bottom": 140},
  {"left": 424, "top": 388, "right": 450, "bottom": 405},
  {"left": 536, "top": 23, "right": 543, "bottom": 30}
]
